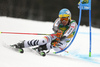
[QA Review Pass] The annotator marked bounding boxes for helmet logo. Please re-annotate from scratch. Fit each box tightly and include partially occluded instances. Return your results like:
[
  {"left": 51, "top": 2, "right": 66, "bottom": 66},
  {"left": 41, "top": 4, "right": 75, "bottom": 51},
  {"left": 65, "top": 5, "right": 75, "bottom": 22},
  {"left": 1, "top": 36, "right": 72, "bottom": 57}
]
[{"left": 65, "top": 11, "right": 70, "bottom": 14}]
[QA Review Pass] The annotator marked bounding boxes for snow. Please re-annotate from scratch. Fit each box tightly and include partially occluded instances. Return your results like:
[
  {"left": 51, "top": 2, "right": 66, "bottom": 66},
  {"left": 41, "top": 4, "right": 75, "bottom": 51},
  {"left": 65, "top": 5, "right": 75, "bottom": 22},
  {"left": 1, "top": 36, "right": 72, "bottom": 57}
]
[{"left": 0, "top": 16, "right": 100, "bottom": 67}]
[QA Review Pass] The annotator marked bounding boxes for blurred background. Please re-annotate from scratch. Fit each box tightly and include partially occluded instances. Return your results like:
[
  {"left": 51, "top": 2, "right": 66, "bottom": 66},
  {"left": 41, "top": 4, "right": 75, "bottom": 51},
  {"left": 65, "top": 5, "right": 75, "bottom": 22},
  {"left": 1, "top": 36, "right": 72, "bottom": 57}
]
[{"left": 0, "top": 0, "right": 99, "bottom": 28}]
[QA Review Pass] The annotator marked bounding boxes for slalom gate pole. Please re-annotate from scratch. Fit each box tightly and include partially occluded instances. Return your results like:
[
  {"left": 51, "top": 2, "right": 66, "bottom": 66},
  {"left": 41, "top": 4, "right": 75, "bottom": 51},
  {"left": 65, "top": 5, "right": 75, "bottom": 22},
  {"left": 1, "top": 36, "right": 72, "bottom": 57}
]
[
  {"left": 0, "top": 32, "right": 51, "bottom": 35},
  {"left": 89, "top": 0, "right": 92, "bottom": 57},
  {"left": 55, "top": 0, "right": 92, "bottom": 57},
  {"left": 79, "top": 0, "right": 92, "bottom": 57},
  {"left": 77, "top": 0, "right": 92, "bottom": 57}
]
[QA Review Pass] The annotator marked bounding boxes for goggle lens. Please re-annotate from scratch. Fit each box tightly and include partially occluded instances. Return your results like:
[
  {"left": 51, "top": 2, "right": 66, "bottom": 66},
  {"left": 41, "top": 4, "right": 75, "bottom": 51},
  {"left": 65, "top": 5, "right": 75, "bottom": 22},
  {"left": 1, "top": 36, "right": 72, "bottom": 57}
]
[{"left": 60, "top": 17, "right": 68, "bottom": 21}]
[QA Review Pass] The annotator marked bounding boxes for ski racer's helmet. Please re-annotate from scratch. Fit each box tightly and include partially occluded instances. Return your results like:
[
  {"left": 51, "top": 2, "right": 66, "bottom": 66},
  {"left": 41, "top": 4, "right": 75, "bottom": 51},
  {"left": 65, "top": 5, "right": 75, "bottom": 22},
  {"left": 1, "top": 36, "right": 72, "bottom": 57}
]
[{"left": 59, "top": 8, "right": 71, "bottom": 21}]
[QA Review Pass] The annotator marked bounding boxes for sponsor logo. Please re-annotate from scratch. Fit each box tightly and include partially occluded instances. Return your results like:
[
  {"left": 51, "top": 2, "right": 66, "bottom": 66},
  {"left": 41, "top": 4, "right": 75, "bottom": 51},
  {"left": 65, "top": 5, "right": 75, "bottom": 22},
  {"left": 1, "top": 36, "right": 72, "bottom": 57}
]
[{"left": 71, "top": 26, "right": 75, "bottom": 28}]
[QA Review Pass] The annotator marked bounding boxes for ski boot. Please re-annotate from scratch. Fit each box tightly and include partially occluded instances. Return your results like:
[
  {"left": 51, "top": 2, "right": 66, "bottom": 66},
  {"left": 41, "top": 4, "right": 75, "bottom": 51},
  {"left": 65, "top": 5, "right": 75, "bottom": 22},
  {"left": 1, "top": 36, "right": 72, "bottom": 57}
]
[
  {"left": 33, "top": 45, "right": 49, "bottom": 57},
  {"left": 10, "top": 41, "right": 24, "bottom": 53},
  {"left": 33, "top": 46, "right": 46, "bottom": 56}
]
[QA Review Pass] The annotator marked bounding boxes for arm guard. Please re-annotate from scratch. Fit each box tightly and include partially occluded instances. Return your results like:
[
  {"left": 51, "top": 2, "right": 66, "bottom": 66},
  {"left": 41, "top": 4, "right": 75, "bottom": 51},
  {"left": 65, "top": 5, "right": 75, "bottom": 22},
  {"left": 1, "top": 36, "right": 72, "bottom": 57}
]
[
  {"left": 53, "top": 18, "right": 61, "bottom": 33},
  {"left": 63, "top": 22, "right": 77, "bottom": 38}
]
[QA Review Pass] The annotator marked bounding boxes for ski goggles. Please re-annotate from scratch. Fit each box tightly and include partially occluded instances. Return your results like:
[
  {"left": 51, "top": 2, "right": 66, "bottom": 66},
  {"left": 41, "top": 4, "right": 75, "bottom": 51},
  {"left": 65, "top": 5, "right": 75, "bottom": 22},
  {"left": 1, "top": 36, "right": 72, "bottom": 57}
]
[
  {"left": 59, "top": 14, "right": 69, "bottom": 18},
  {"left": 60, "top": 17, "right": 69, "bottom": 21}
]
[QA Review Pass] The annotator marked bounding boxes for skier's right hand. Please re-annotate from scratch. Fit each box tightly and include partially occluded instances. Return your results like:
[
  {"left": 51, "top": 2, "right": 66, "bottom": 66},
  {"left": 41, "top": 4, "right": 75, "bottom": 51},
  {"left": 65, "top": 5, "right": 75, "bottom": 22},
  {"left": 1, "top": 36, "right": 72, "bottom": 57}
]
[{"left": 56, "top": 30, "right": 63, "bottom": 38}]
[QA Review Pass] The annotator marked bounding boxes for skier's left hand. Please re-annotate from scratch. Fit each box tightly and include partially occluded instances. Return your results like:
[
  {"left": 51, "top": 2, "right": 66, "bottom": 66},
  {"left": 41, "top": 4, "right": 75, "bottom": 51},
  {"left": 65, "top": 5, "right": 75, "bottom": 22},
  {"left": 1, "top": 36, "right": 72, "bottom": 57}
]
[{"left": 51, "top": 38, "right": 60, "bottom": 47}]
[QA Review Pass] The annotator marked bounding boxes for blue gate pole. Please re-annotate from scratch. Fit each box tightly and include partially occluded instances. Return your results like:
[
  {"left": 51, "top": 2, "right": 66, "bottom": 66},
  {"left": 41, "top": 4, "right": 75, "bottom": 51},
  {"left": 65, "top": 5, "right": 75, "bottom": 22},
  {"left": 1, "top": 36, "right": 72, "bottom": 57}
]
[
  {"left": 89, "top": 10, "right": 91, "bottom": 57},
  {"left": 78, "top": 0, "right": 92, "bottom": 57},
  {"left": 55, "top": 0, "right": 92, "bottom": 57},
  {"left": 89, "top": 0, "right": 92, "bottom": 57}
]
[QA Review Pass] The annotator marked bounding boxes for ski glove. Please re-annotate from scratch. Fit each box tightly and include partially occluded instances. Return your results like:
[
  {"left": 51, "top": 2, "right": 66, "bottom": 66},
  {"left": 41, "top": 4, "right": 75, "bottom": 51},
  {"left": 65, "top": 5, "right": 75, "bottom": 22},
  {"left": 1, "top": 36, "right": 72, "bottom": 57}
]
[
  {"left": 51, "top": 38, "right": 60, "bottom": 47},
  {"left": 56, "top": 30, "right": 63, "bottom": 38}
]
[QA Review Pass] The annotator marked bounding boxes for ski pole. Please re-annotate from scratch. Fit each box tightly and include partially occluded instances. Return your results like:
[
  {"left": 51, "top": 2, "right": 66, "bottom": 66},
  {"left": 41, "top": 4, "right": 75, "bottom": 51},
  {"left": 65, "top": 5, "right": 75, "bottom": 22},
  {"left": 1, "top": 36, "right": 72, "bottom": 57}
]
[
  {"left": 53, "top": 45, "right": 68, "bottom": 54},
  {"left": 58, "top": 47, "right": 68, "bottom": 53},
  {"left": 0, "top": 32, "right": 52, "bottom": 35}
]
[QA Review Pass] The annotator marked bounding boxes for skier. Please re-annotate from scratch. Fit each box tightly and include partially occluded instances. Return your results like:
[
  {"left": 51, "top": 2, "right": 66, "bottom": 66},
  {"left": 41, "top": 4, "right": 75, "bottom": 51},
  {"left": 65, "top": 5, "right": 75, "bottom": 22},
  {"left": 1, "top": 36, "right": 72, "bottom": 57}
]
[{"left": 11, "top": 8, "right": 77, "bottom": 56}]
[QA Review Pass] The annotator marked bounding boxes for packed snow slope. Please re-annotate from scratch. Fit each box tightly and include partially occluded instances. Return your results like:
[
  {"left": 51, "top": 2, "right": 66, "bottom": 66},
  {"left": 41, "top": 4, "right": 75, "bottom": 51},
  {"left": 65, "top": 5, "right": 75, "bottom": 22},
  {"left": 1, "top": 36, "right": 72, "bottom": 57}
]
[{"left": 0, "top": 17, "right": 100, "bottom": 67}]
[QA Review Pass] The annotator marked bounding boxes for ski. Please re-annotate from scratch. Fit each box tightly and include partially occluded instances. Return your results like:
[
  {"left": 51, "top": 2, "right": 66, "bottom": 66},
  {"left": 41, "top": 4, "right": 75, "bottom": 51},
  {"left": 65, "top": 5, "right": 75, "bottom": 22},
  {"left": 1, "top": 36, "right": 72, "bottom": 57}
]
[
  {"left": 10, "top": 45, "right": 24, "bottom": 53},
  {"left": 3, "top": 43, "right": 24, "bottom": 53},
  {"left": 32, "top": 47, "right": 50, "bottom": 57},
  {"left": 32, "top": 48, "right": 46, "bottom": 56}
]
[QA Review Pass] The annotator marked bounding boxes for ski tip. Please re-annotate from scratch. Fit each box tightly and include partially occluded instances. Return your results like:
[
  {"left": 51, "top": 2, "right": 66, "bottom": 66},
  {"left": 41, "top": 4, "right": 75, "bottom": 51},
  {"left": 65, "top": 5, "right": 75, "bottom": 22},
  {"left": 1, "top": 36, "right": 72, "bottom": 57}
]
[
  {"left": 53, "top": 52, "right": 56, "bottom": 54},
  {"left": 18, "top": 49, "right": 24, "bottom": 53}
]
